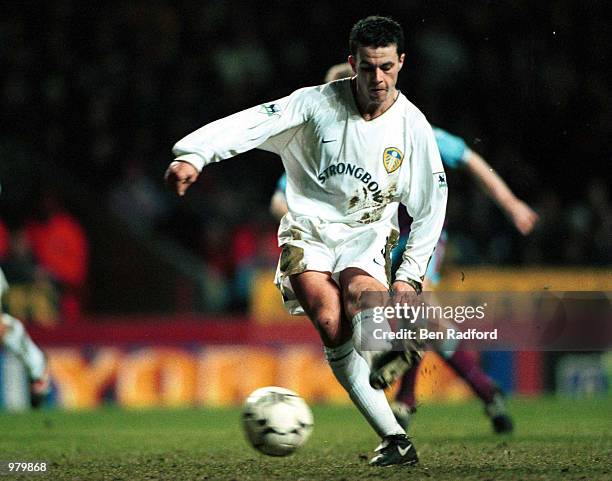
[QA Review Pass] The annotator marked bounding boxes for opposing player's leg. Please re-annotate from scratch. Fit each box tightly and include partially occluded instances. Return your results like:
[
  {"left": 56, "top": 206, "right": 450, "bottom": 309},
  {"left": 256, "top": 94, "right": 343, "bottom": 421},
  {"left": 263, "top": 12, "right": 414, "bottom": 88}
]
[
  {"left": 389, "top": 310, "right": 514, "bottom": 433},
  {"left": 390, "top": 366, "right": 419, "bottom": 430},
  {"left": 338, "top": 267, "right": 418, "bottom": 467},
  {"left": 388, "top": 300, "right": 514, "bottom": 433},
  {"left": 439, "top": 348, "right": 514, "bottom": 433},
  {"left": 391, "top": 347, "right": 513, "bottom": 433},
  {"left": 0, "top": 314, "right": 50, "bottom": 408}
]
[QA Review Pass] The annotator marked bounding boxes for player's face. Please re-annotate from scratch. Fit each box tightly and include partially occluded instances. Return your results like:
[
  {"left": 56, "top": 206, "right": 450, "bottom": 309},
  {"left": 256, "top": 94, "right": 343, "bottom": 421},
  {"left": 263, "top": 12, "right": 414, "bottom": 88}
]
[{"left": 349, "top": 45, "right": 404, "bottom": 105}]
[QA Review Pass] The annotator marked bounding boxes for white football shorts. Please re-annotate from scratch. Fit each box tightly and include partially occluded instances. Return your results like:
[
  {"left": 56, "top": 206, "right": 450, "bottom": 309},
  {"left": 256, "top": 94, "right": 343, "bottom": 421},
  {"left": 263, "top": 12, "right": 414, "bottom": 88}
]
[{"left": 274, "top": 213, "right": 398, "bottom": 315}]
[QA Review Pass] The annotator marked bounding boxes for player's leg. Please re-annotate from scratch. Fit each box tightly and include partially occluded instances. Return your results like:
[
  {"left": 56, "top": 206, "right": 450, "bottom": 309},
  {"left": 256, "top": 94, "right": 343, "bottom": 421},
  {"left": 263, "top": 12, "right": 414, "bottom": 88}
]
[
  {"left": 438, "top": 347, "right": 514, "bottom": 433},
  {"left": 387, "top": 225, "right": 514, "bottom": 433},
  {"left": 390, "top": 366, "right": 419, "bottom": 429},
  {"left": 289, "top": 270, "right": 348, "bottom": 347},
  {"left": 280, "top": 219, "right": 416, "bottom": 465},
  {"left": 338, "top": 267, "right": 418, "bottom": 466},
  {"left": 0, "top": 314, "right": 50, "bottom": 407},
  {"left": 290, "top": 270, "right": 408, "bottom": 436},
  {"left": 0, "top": 268, "right": 50, "bottom": 407},
  {"left": 391, "top": 316, "right": 513, "bottom": 433},
  {"left": 291, "top": 269, "right": 417, "bottom": 467},
  {"left": 391, "top": 311, "right": 513, "bottom": 432}
]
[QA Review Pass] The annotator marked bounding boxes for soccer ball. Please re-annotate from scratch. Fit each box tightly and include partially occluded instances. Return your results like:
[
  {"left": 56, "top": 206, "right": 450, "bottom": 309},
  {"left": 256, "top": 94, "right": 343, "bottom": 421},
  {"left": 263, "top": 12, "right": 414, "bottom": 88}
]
[{"left": 242, "top": 386, "right": 313, "bottom": 456}]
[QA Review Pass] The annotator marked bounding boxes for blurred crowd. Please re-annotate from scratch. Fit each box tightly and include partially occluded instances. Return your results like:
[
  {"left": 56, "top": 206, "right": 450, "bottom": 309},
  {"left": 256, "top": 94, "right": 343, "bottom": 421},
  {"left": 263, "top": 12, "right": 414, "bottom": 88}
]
[
  {"left": 0, "top": 1, "right": 610, "bottom": 315},
  {"left": 0, "top": 190, "right": 88, "bottom": 324}
]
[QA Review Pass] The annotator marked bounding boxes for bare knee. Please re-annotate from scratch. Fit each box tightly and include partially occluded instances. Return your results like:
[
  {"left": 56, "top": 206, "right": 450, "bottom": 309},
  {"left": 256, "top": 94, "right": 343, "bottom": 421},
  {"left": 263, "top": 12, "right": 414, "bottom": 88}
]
[
  {"left": 311, "top": 310, "right": 350, "bottom": 348},
  {"left": 344, "top": 281, "right": 369, "bottom": 307},
  {"left": 288, "top": 271, "right": 350, "bottom": 347},
  {"left": 343, "top": 283, "right": 386, "bottom": 320}
]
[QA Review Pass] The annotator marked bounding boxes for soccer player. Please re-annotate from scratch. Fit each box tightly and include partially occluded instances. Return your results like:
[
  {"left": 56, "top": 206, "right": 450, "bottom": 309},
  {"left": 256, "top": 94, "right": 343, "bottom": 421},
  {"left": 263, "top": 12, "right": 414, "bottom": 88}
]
[
  {"left": 272, "top": 63, "right": 538, "bottom": 434},
  {"left": 0, "top": 200, "right": 50, "bottom": 408},
  {"left": 166, "top": 16, "right": 447, "bottom": 466}
]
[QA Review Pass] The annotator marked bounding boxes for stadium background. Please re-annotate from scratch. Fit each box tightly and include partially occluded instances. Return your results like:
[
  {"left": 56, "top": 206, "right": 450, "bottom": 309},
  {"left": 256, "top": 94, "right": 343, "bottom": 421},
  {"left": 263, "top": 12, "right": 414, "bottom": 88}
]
[{"left": 0, "top": 1, "right": 610, "bottom": 410}]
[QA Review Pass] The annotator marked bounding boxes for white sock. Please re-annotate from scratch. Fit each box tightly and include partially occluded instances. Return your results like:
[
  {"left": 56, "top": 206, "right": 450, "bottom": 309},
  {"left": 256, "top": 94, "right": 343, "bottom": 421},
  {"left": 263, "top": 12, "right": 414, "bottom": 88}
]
[
  {"left": 325, "top": 340, "right": 404, "bottom": 437},
  {"left": 2, "top": 314, "right": 46, "bottom": 380},
  {"left": 351, "top": 308, "right": 393, "bottom": 364}
]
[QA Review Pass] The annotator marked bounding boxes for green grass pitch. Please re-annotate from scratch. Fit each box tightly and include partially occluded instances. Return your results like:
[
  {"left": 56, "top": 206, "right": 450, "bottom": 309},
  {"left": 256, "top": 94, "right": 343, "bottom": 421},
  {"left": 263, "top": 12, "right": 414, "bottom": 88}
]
[{"left": 0, "top": 396, "right": 609, "bottom": 480}]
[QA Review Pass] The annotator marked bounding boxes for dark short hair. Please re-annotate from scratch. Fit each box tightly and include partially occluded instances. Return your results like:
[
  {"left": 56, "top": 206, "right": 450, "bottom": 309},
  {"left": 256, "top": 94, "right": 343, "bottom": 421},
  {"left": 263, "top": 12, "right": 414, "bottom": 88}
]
[{"left": 349, "top": 16, "right": 404, "bottom": 56}]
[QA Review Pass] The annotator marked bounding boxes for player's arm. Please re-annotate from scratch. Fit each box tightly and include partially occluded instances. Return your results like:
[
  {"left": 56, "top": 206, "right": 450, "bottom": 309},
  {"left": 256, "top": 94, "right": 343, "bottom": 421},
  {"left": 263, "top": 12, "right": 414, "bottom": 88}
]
[
  {"left": 165, "top": 88, "right": 314, "bottom": 196},
  {"left": 464, "top": 150, "right": 538, "bottom": 235},
  {"left": 394, "top": 122, "right": 448, "bottom": 296}
]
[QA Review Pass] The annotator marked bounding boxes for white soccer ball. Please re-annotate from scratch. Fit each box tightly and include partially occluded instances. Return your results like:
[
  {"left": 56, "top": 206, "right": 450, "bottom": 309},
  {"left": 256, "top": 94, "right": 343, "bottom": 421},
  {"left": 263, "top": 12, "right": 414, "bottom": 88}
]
[{"left": 242, "top": 386, "right": 314, "bottom": 456}]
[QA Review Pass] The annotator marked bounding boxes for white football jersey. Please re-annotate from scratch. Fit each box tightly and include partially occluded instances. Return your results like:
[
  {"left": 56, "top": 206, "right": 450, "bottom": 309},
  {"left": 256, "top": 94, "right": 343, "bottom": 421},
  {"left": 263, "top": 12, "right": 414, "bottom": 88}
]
[{"left": 173, "top": 78, "right": 447, "bottom": 283}]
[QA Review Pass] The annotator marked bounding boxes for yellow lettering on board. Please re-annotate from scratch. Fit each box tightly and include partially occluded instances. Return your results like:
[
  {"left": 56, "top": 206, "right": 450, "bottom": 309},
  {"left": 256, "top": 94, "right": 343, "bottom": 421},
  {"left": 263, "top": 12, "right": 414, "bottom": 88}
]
[
  {"left": 48, "top": 347, "right": 121, "bottom": 408},
  {"left": 116, "top": 348, "right": 198, "bottom": 407}
]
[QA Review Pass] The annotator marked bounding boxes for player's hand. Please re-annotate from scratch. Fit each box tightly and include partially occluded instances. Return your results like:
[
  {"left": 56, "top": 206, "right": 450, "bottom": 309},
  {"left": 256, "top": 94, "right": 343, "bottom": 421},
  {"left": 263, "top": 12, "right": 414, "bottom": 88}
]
[
  {"left": 509, "top": 200, "right": 539, "bottom": 235},
  {"left": 164, "top": 161, "right": 199, "bottom": 196}
]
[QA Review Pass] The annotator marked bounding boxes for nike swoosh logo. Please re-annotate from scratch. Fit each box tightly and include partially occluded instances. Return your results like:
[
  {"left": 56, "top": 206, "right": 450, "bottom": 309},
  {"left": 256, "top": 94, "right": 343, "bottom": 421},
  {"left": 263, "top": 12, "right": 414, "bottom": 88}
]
[
  {"left": 322, "top": 139, "right": 336, "bottom": 143},
  {"left": 373, "top": 258, "right": 384, "bottom": 266},
  {"left": 398, "top": 444, "right": 412, "bottom": 456}
]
